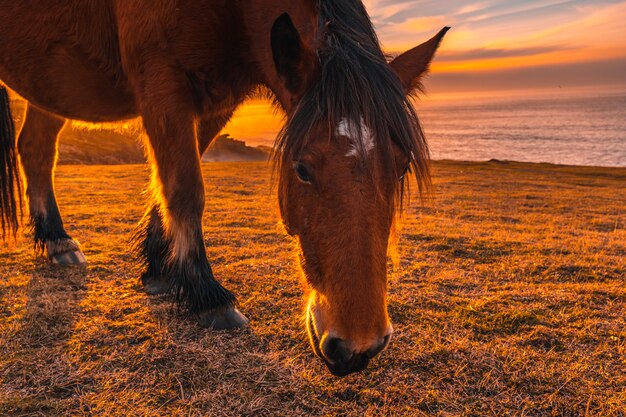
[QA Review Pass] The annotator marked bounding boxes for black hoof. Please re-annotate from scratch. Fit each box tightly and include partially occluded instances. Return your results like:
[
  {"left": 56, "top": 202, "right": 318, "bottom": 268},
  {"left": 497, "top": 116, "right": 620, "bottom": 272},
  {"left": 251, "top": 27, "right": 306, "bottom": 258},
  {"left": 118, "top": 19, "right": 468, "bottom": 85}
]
[
  {"left": 197, "top": 307, "right": 249, "bottom": 330},
  {"left": 50, "top": 250, "right": 87, "bottom": 266},
  {"left": 142, "top": 275, "right": 170, "bottom": 295}
]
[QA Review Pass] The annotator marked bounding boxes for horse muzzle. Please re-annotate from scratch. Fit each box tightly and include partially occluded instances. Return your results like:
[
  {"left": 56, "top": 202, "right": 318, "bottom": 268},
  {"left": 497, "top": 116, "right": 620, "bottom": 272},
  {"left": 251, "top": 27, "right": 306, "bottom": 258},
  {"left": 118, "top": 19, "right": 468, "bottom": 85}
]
[{"left": 306, "top": 304, "right": 393, "bottom": 377}]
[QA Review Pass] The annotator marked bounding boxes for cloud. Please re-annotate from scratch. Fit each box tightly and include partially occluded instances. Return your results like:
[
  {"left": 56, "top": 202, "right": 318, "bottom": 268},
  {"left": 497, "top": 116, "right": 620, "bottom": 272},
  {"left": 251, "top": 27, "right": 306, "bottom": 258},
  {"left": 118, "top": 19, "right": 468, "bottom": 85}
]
[
  {"left": 435, "top": 46, "right": 571, "bottom": 62},
  {"left": 365, "top": 0, "right": 626, "bottom": 71},
  {"left": 454, "top": 2, "right": 491, "bottom": 16},
  {"left": 424, "top": 56, "right": 626, "bottom": 93}
]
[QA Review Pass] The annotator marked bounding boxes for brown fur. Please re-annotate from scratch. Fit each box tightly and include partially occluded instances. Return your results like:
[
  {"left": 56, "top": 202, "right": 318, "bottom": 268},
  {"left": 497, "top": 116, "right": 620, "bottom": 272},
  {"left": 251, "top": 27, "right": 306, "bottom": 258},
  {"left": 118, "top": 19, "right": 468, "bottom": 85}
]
[
  {"left": 276, "top": 23, "right": 448, "bottom": 375},
  {"left": 0, "top": 0, "right": 445, "bottom": 374},
  {"left": 17, "top": 105, "right": 64, "bottom": 218}
]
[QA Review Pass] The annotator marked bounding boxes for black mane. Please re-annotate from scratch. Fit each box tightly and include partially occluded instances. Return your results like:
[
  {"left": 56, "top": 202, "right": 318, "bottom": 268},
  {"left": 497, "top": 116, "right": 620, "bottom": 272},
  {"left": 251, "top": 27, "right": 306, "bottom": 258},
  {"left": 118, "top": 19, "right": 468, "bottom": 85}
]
[{"left": 275, "top": 0, "right": 431, "bottom": 197}]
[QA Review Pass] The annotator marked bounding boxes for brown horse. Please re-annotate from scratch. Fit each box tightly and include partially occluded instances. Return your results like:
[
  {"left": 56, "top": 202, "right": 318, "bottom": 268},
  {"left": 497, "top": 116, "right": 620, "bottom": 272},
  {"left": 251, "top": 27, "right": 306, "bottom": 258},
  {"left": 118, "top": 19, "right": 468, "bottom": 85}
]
[{"left": 0, "top": 0, "right": 447, "bottom": 376}]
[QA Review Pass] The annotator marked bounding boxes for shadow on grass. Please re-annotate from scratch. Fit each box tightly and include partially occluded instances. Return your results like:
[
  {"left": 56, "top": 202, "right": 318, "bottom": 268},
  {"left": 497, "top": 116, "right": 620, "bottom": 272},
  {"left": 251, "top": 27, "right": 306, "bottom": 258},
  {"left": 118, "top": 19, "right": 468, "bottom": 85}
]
[{"left": 0, "top": 262, "right": 90, "bottom": 415}]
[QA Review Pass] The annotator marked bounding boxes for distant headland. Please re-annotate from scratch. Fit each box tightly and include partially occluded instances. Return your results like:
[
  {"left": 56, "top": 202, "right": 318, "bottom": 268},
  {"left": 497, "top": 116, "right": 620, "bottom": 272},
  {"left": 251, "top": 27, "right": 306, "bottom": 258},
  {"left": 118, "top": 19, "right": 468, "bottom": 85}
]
[
  {"left": 56, "top": 128, "right": 270, "bottom": 165},
  {"left": 201, "top": 134, "right": 270, "bottom": 163}
]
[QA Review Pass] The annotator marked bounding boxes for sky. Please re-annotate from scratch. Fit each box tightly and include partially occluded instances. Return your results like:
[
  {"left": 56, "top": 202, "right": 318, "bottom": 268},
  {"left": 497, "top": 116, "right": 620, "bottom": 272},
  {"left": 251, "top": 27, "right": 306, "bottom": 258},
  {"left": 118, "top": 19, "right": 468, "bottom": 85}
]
[
  {"left": 364, "top": 0, "right": 626, "bottom": 92},
  {"left": 224, "top": 0, "right": 626, "bottom": 144}
]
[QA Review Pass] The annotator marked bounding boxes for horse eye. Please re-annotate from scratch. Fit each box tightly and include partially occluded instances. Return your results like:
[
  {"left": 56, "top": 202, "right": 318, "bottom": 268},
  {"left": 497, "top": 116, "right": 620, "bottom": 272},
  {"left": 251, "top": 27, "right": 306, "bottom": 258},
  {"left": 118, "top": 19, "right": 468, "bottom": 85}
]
[{"left": 294, "top": 162, "right": 313, "bottom": 184}]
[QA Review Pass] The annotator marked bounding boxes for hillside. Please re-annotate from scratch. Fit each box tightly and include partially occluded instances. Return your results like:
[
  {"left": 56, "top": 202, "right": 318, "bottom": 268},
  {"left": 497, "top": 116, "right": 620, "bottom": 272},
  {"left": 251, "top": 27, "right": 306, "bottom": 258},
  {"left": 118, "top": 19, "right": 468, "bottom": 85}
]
[
  {"left": 9, "top": 99, "right": 270, "bottom": 165},
  {"left": 0, "top": 161, "right": 624, "bottom": 416},
  {"left": 201, "top": 135, "right": 269, "bottom": 162}
]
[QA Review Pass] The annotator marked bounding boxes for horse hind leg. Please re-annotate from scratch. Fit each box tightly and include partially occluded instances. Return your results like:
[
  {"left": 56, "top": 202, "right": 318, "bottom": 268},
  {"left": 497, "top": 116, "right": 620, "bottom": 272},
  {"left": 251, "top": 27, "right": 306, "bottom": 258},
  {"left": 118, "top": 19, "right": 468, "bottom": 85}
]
[{"left": 18, "top": 104, "right": 86, "bottom": 265}]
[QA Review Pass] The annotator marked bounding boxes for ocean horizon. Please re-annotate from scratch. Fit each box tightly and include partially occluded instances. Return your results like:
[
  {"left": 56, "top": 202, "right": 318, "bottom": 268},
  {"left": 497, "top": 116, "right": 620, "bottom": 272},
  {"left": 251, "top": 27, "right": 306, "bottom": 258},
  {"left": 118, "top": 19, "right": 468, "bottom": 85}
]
[
  {"left": 417, "top": 86, "right": 626, "bottom": 168},
  {"left": 230, "top": 86, "right": 626, "bottom": 168}
]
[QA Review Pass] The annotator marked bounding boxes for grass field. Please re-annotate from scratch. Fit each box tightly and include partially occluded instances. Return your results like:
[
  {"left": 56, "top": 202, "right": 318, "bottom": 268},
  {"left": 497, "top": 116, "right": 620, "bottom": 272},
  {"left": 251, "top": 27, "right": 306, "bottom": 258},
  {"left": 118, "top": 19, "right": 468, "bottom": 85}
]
[{"left": 0, "top": 160, "right": 624, "bottom": 416}]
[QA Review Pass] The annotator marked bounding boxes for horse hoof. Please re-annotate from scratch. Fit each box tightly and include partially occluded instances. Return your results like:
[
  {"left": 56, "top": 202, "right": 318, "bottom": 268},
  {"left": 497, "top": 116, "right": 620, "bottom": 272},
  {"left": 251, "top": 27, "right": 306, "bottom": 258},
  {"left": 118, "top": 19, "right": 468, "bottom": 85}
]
[
  {"left": 197, "top": 307, "right": 249, "bottom": 330},
  {"left": 47, "top": 239, "right": 87, "bottom": 266},
  {"left": 142, "top": 275, "right": 170, "bottom": 295},
  {"left": 50, "top": 250, "right": 87, "bottom": 266}
]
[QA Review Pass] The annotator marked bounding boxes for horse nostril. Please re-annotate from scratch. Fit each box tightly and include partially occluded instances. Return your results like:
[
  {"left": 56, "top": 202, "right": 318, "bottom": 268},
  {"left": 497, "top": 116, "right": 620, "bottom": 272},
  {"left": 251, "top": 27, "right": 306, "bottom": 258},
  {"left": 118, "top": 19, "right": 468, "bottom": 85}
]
[
  {"left": 366, "top": 334, "right": 392, "bottom": 359},
  {"left": 320, "top": 337, "right": 352, "bottom": 364}
]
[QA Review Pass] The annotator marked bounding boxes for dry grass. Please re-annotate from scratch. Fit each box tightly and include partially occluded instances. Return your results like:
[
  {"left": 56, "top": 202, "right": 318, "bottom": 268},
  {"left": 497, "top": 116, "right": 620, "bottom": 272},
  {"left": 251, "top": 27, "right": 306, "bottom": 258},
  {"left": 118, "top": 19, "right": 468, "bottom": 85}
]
[{"left": 0, "top": 160, "right": 624, "bottom": 416}]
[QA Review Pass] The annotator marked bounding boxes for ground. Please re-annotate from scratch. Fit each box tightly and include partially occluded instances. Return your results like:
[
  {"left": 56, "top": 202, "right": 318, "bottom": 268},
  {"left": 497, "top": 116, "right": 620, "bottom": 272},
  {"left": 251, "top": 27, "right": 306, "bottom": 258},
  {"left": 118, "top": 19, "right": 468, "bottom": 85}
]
[{"left": 0, "top": 161, "right": 624, "bottom": 416}]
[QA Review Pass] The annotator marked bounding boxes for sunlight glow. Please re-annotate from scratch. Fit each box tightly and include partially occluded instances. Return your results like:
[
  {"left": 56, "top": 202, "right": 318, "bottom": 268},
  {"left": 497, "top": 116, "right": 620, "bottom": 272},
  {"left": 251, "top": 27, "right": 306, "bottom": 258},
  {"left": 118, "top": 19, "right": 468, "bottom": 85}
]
[{"left": 223, "top": 1, "right": 626, "bottom": 143}]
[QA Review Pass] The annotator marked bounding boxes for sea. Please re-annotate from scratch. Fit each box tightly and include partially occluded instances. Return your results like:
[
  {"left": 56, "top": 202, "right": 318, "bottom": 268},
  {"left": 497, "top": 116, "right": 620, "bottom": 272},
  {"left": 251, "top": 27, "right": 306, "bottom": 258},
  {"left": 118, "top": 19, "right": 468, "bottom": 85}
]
[
  {"left": 415, "top": 87, "right": 626, "bottom": 168},
  {"left": 230, "top": 86, "right": 626, "bottom": 168}
]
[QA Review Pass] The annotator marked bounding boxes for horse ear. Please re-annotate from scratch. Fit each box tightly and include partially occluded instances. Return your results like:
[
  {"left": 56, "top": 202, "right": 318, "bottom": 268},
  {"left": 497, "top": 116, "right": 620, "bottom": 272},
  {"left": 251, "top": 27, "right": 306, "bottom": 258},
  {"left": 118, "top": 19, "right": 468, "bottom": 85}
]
[
  {"left": 389, "top": 27, "right": 450, "bottom": 94},
  {"left": 271, "top": 13, "right": 305, "bottom": 93}
]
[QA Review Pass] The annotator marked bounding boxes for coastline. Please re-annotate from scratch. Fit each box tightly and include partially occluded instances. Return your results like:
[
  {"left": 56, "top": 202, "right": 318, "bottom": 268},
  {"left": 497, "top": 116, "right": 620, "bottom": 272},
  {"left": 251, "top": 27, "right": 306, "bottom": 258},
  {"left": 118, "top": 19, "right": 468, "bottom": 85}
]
[{"left": 55, "top": 159, "right": 626, "bottom": 172}]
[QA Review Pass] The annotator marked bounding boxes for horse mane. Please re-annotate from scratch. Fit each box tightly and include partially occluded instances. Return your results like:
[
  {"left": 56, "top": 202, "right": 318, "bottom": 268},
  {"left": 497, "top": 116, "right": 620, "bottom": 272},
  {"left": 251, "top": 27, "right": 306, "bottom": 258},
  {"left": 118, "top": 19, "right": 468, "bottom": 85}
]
[{"left": 274, "top": 0, "right": 431, "bottom": 200}]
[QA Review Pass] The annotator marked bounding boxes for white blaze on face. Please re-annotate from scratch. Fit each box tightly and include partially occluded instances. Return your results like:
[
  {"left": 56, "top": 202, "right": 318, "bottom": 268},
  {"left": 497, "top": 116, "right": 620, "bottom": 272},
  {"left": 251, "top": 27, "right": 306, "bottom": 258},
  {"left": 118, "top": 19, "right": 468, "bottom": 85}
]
[{"left": 336, "top": 118, "right": 375, "bottom": 158}]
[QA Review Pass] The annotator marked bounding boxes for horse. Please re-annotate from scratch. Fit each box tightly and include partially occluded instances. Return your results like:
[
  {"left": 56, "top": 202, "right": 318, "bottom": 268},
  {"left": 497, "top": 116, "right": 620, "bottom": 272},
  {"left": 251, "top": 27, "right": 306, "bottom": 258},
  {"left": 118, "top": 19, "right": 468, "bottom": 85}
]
[{"left": 0, "top": 0, "right": 447, "bottom": 376}]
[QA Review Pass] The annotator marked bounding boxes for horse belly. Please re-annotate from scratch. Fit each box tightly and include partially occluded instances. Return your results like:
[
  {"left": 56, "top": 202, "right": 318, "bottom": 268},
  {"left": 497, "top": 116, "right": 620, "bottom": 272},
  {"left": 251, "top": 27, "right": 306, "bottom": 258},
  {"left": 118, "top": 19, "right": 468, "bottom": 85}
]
[
  {"left": 0, "top": 1, "right": 138, "bottom": 122},
  {"left": 0, "top": 51, "right": 138, "bottom": 122}
]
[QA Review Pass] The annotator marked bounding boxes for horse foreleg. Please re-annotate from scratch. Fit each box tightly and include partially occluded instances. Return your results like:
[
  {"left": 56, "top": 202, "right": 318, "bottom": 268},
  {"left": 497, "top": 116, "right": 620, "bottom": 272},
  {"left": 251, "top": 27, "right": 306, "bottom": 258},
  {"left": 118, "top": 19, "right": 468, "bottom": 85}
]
[
  {"left": 17, "top": 104, "right": 86, "bottom": 265},
  {"left": 136, "top": 69, "right": 246, "bottom": 329},
  {"left": 137, "top": 111, "right": 235, "bottom": 296},
  {"left": 134, "top": 201, "right": 169, "bottom": 294}
]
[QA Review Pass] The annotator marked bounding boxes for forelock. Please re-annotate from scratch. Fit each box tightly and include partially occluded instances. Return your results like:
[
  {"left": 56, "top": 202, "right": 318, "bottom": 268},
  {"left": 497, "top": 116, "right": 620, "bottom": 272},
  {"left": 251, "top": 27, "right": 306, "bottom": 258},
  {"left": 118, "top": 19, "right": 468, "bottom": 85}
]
[{"left": 274, "top": 0, "right": 431, "bottom": 199}]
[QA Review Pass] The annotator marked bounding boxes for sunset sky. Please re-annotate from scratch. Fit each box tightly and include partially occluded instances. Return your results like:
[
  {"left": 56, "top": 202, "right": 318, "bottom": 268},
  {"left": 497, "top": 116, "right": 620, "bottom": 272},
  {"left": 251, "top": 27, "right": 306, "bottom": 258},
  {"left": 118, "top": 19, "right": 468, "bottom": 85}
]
[
  {"left": 224, "top": 0, "right": 626, "bottom": 144},
  {"left": 365, "top": 0, "right": 626, "bottom": 90}
]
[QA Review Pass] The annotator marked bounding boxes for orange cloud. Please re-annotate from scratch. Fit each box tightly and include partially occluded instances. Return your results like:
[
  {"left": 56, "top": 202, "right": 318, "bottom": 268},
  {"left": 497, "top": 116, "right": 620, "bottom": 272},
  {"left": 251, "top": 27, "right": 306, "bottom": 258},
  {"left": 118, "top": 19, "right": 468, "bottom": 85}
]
[
  {"left": 384, "top": 1, "right": 626, "bottom": 72},
  {"left": 433, "top": 45, "right": 626, "bottom": 73}
]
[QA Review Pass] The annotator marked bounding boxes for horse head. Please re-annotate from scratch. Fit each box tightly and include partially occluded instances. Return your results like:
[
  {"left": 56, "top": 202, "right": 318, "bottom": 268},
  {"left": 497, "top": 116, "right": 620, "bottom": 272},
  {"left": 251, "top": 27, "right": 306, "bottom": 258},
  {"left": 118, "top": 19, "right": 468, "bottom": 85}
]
[{"left": 269, "top": 9, "right": 448, "bottom": 376}]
